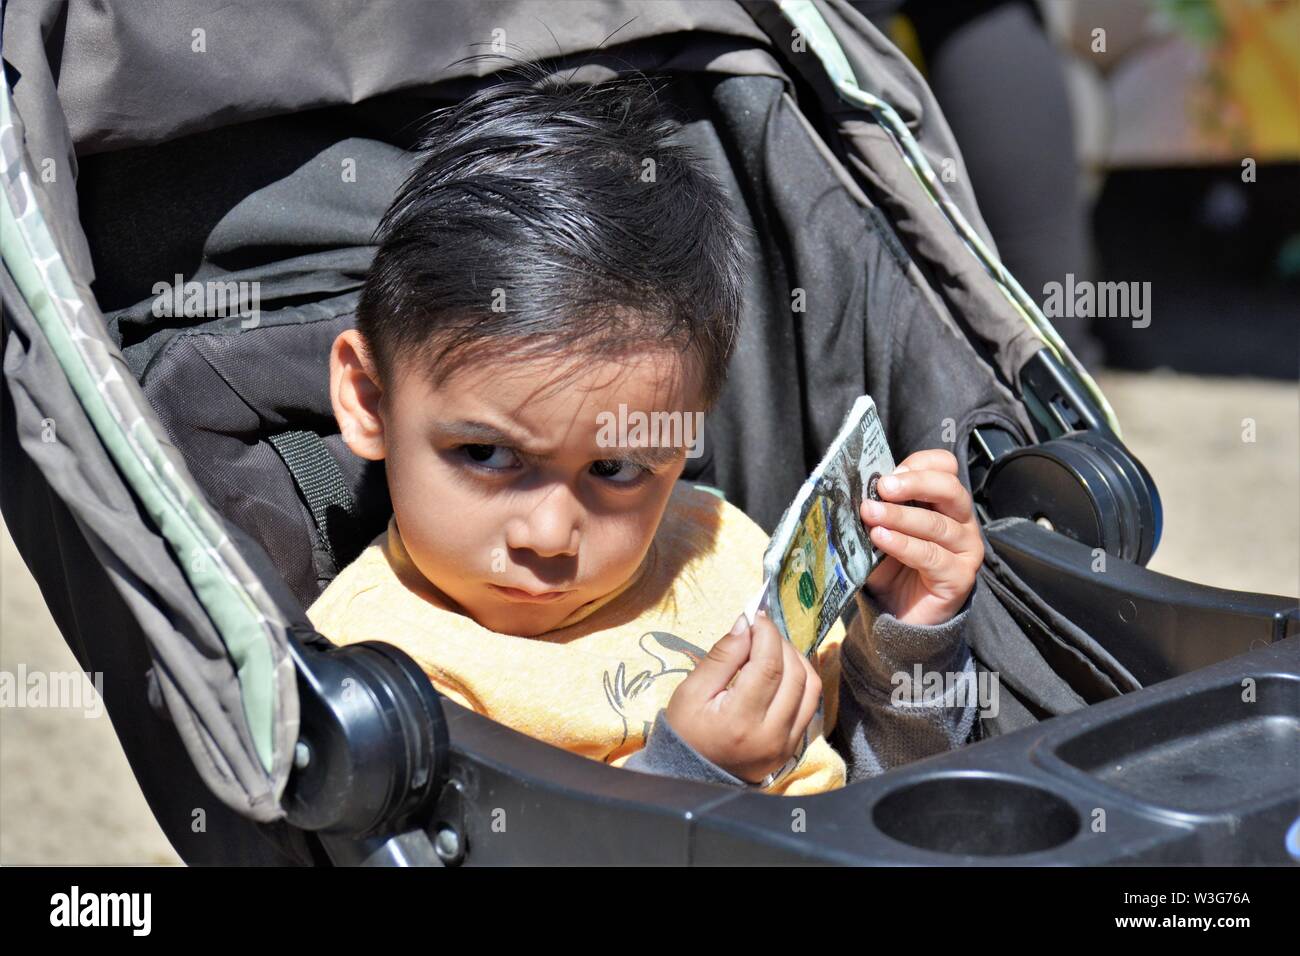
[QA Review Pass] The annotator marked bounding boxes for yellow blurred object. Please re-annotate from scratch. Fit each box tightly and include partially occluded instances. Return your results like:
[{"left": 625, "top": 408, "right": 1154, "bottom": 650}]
[
  {"left": 1207, "top": 0, "right": 1300, "bottom": 160},
  {"left": 887, "top": 14, "right": 927, "bottom": 76}
]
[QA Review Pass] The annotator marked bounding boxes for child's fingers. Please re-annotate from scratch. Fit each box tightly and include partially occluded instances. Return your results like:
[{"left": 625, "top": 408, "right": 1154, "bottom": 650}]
[
  {"left": 865, "top": 550, "right": 903, "bottom": 590},
  {"left": 729, "top": 611, "right": 787, "bottom": 718},
  {"left": 689, "top": 619, "right": 753, "bottom": 701},
  {"left": 861, "top": 498, "right": 969, "bottom": 553},
  {"left": 875, "top": 469, "right": 973, "bottom": 523},
  {"left": 869, "top": 524, "right": 965, "bottom": 585},
  {"left": 762, "top": 636, "right": 810, "bottom": 733},
  {"left": 893, "top": 449, "right": 958, "bottom": 476},
  {"left": 788, "top": 657, "right": 823, "bottom": 755}
]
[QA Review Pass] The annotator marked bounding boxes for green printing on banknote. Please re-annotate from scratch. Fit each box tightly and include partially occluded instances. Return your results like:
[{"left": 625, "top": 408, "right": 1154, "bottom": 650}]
[{"left": 774, "top": 494, "right": 854, "bottom": 656}]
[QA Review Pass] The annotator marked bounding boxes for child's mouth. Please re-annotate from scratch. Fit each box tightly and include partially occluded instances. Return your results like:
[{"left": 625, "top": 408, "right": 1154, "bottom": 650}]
[{"left": 489, "top": 584, "right": 572, "bottom": 603}]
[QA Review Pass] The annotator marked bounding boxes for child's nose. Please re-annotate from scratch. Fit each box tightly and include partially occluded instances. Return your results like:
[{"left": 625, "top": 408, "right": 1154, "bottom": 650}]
[{"left": 506, "top": 487, "right": 582, "bottom": 558}]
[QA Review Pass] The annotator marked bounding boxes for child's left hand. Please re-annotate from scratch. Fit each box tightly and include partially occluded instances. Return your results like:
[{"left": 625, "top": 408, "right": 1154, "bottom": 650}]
[{"left": 859, "top": 449, "right": 984, "bottom": 627}]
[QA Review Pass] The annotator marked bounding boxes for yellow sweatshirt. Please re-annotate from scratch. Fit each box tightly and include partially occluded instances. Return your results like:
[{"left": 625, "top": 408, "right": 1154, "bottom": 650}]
[{"left": 307, "top": 480, "right": 850, "bottom": 795}]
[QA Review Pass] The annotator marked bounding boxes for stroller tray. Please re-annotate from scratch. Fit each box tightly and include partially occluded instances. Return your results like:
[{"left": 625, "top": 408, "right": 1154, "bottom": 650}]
[{"left": 1050, "top": 676, "right": 1300, "bottom": 815}]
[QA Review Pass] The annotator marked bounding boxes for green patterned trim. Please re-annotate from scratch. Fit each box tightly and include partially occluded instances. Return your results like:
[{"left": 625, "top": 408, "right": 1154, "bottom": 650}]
[{"left": 0, "top": 88, "right": 278, "bottom": 772}]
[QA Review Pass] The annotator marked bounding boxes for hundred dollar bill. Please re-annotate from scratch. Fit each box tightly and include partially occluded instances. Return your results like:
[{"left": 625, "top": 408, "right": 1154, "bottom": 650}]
[{"left": 743, "top": 395, "right": 895, "bottom": 657}]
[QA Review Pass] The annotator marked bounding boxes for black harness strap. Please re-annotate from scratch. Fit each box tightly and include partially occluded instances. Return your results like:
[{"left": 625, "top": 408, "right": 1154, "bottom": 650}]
[{"left": 267, "top": 429, "right": 359, "bottom": 571}]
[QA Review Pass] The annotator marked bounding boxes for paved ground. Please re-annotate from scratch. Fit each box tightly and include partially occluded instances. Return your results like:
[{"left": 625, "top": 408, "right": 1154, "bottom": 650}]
[
  {"left": 1, "top": 369, "right": 1296, "bottom": 864},
  {"left": 1095, "top": 371, "right": 1299, "bottom": 596}
]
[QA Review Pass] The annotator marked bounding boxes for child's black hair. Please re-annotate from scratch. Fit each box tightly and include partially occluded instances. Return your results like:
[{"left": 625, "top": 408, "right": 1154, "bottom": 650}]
[{"left": 356, "top": 63, "right": 748, "bottom": 409}]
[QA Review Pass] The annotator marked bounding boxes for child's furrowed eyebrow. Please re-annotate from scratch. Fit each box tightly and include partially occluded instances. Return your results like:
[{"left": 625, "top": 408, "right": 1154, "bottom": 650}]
[
  {"left": 602, "top": 444, "right": 686, "bottom": 469},
  {"left": 438, "top": 419, "right": 532, "bottom": 448},
  {"left": 437, "top": 419, "right": 686, "bottom": 469}
]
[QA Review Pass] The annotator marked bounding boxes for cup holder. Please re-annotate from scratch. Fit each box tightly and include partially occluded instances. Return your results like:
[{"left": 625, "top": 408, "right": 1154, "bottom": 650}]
[{"left": 872, "top": 774, "right": 1081, "bottom": 857}]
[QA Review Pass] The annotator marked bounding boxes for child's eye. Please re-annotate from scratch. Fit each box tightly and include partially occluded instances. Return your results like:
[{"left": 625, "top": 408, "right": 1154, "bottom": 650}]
[
  {"left": 460, "top": 444, "right": 520, "bottom": 471},
  {"left": 590, "top": 459, "right": 650, "bottom": 485}
]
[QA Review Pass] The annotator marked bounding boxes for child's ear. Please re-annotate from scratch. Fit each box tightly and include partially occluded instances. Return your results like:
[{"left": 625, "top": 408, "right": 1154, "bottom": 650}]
[{"left": 330, "top": 329, "right": 386, "bottom": 461}]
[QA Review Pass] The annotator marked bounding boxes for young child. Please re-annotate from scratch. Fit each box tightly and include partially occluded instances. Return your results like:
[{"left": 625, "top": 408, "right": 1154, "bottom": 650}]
[{"left": 307, "top": 73, "right": 985, "bottom": 796}]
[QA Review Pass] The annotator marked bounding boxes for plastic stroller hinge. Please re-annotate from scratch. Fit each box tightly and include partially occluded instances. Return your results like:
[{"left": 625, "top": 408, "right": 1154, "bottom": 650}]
[
  {"left": 973, "top": 350, "right": 1164, "bottom": 564},
  {"left": 282, "top": 626, "right": 449, "bottom": 838},
  {"left": 980, "top": 428, "right": 1161, "bottom": 565}
]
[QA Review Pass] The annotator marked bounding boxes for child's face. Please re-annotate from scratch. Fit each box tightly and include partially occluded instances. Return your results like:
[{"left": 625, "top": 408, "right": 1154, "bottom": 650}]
[{"left": 331, "top": 330, "right": 702, "bottom": 636}]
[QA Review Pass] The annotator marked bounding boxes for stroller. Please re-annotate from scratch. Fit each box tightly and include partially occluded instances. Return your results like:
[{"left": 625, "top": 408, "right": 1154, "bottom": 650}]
[{"left": 2, "top": 0, "right": 1296, "bottom": 866}]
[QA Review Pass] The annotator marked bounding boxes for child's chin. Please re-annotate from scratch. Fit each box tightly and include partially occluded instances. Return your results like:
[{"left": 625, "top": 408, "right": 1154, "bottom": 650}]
[{"left": 474, "top": 603, "right": 567, "bottom": 638}]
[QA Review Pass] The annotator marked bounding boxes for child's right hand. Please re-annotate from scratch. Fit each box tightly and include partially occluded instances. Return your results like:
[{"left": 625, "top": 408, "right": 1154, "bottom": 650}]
[{"left": 664, "top": 610, "right": 822, "bottom": 785}]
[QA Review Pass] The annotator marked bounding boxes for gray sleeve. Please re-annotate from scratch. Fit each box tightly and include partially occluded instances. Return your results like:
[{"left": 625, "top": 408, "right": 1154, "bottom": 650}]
[
  {"left": 831, "top": 583, "right": 980, "bottom": 782},
  {"left": 622, "top": 709, "right": 749, "bottom": 787}
]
